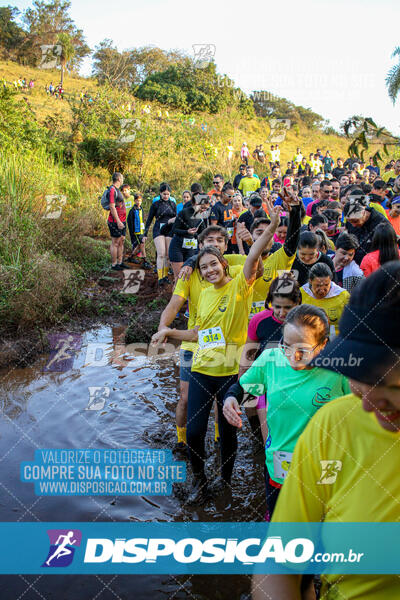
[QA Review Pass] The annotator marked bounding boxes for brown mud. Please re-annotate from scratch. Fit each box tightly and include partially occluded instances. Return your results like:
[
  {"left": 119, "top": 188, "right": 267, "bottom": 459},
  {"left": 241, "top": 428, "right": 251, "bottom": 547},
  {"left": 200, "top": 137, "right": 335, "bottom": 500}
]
[{"left": 0, "top": 260, "right": 184, "bottom": 369}]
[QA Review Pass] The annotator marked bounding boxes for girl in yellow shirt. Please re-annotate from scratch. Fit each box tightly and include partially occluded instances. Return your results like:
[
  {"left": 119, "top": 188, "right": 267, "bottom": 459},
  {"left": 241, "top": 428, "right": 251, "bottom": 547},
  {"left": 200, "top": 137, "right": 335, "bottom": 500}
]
[
  {"left": 300, "top": 262, "right": 349, "bottom": 337},
  {"left": 152, "top": 201, "right": 283, "bottom": 503}
]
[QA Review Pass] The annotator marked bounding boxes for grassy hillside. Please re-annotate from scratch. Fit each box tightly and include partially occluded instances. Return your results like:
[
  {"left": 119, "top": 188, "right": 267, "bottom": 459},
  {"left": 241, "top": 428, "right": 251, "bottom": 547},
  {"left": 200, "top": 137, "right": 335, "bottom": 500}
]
[
  {"left": 0, "top": 59, "right": 357, "bottom": 187},
  {"left": 0, "top": 59, "right": 382, "bottom": 337}
]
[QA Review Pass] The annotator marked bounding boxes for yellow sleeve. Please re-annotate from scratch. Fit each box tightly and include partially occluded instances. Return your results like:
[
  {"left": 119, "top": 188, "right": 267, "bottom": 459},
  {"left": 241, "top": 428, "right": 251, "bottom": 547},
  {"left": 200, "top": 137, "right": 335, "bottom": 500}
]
[
  {"left": 371, "top": 202, "right": 389, "bottom": 219},
  {"left": 173, "top": 277, "right": 190, "bottom": 300},
  {"left": 238, "top": 179, "right": 244, "bottom": 191}
]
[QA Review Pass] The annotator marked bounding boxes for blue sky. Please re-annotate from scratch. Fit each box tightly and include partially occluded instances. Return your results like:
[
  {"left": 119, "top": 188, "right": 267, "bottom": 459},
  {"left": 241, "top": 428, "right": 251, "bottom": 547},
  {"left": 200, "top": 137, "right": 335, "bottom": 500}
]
[{"left": 8, "top": 0, "right": 400, "bottom": 134}]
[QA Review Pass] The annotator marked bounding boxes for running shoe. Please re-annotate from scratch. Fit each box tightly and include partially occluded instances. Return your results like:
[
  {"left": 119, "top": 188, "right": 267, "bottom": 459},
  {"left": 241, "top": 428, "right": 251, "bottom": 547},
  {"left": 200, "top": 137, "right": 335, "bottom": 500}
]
[
  {"left": 209, "top": 477, "right": 231, "bottom": 496},
  {"left": 186, "top": 475, "right": 209, "bottom": 505},
  {"left": 111, "top": 264, "right": 123, "bottom": 271},
  {"left": 142, "top": 260, "right": 152, "bottom": 270},
  {"left": 119, "top": 262, "right": 131, "bottom": 269},
  {"left": 184, "top": 311, "right": 190, "bottom": 319},
  {"left": 173, "top": 442, "right": 189, "bottom": 457}
]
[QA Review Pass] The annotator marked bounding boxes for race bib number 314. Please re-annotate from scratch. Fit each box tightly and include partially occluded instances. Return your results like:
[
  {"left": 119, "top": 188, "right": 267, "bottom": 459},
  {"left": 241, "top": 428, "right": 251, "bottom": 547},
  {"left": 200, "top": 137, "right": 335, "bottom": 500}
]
[{"left": 198, "top": 327, "right": 225, "bottom": 349}]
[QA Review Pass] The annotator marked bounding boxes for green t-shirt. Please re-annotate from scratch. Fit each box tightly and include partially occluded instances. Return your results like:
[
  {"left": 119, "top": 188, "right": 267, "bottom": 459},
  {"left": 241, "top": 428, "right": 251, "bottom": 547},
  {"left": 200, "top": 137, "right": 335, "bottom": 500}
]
[{"left": 239, "top": 347, "right": 351, "bottom": 484}]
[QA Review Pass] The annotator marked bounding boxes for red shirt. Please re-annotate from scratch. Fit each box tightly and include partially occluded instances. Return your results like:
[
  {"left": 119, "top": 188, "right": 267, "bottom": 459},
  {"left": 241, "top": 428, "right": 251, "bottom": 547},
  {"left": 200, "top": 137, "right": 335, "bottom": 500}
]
[{"left": 108, "top": 186, "right": 126, "bottom": 223}]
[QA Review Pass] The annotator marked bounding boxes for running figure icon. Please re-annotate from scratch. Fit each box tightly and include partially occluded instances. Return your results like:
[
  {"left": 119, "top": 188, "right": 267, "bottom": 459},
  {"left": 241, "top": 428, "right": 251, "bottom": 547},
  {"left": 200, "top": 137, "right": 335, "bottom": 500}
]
[{"left": 45, "top": 531, "right": 77, "bottom": 566}]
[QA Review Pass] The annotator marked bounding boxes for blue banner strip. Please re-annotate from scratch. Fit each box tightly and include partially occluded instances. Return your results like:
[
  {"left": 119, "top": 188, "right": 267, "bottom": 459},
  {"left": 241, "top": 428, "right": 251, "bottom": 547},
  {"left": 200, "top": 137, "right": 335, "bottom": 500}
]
[{"left": 1, "top": 522, "right": 399, "bottom": 574}]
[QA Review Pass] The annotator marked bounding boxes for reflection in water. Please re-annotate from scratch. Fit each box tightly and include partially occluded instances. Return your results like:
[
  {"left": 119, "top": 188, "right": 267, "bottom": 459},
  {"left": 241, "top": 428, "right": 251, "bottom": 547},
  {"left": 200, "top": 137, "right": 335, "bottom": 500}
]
[{"left": 0, "top": 325, "right": 265, "bottom": 599}]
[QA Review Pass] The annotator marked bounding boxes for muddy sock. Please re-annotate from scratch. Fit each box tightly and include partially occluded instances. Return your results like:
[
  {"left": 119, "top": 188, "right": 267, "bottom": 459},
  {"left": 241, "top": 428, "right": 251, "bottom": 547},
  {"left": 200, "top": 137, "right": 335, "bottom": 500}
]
[
  {"left": 214, "top": 421, "right": 220, "bottom": 442},
  {"left": 176, "top": 426, "right": 187, "bottom": 444},
  {"left": 157, "top": 268, "right": 164, "bottom": 281},
  {"left": 163, "top": 266, "right": 169, "bottom": 278}
]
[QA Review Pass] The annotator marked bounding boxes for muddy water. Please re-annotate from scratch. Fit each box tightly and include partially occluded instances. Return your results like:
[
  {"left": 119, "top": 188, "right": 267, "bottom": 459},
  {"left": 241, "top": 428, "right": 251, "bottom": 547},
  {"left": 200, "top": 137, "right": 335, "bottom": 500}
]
[{"left": 0, "top": 325, "right": 266, "bottom": 599}]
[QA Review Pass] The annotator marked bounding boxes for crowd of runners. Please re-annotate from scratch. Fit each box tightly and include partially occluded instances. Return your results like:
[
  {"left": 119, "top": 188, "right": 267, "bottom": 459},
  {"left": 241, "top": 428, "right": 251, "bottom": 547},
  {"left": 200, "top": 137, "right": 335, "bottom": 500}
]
[{"left": 102, "top": 149, "right": 400, "bottom": 599}]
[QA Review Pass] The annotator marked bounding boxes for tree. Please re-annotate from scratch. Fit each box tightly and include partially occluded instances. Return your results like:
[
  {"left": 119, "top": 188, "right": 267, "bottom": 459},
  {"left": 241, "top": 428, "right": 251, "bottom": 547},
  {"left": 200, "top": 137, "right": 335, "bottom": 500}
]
[
  {"left": 136, "top": 61, "right": 254, "bottom": 116},
  {"left": 386, "top": 46, "right": 400, "bottom": 103},
  {"left": 57, "top": 32, "right": 75, "bottom": 86},
  {"left": 0, "top": 6, "right": 26, "bottom": 59},
  {"left": 92, "top": 40, "right": 138, "bottom": 88},
  {"left": 250, "top": 90, "right": 324, "bottom": 129},
  {"left": 342, "top": 116, "right": 399, "bottom": 164},
  {"left": 21, "top": 0, "right": 90, "bottom": 71},
  {"left": 130, "top": 46, "right": 186, "bottom": 84}
]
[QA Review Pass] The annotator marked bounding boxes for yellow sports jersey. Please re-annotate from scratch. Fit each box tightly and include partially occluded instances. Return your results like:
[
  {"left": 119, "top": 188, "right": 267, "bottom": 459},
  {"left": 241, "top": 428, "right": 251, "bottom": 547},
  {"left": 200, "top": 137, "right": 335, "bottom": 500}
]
[
  {"left": 301, "top": 283, "right": 349, "bottom": 335},
  {"left": 222, "top": 248, "right": 296, "bottom": 318},
  {"left": 174, "top": 263, "right": 242, "bottom": 352},
  {"left": 192, "top": 269, "right": 254, "bottom": 376},
  {"left": 238, "top": 176, "right": 260, "bottom": 197},
  {"left": 302, "top": 215, "right": 311, "bottom": 225},
  {"left": 251, "top": 247, "right": 296, "bottom": 317},
  {"left": 369, "top": 201, "right": 389, "bottom": 219},
  {"left": 272, "top": 393, "right": 400, "bottom": 599},
  {"left": 382, "top": 170, "right": 395, "bottom": 183}
]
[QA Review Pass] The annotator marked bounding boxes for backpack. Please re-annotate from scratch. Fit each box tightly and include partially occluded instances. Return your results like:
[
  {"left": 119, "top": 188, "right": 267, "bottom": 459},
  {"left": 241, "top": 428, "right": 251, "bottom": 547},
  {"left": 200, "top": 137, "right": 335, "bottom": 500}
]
[{"left": 100, "top": 185, "right": 115, "bottom": 210}]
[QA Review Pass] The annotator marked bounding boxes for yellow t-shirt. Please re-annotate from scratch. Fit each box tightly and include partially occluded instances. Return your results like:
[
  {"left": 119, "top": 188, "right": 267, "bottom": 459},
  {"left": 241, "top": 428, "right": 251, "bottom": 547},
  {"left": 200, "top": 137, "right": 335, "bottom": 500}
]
[
  {"left": 238, "top": 176, "right": 260, "bottom": 197},
  {"left": 369, "top": 201, "right": 389, "bottom": 219},
  {"left": 174, "top": 263, "right": 242, "bottom": 353},
  {"left": 191, "top": 269, "right": 254, "bottom": 376},
  {"left": 222, "top": 248, "right": 296, "bottom": 318},
  {"left": 301, "top": 283, "right": 349, "bottom": 334},
  {"left": 382, "top": 170, "right": 395, "bottom": 182},
  {"left": 272, "top": 393, "right": 400, "bottom": 599}
]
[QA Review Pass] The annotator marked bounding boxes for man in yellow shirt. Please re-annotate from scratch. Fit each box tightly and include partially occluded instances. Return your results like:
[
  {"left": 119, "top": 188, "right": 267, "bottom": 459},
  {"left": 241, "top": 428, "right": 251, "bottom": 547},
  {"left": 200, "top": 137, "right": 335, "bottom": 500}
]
[
  {"left": 252, "top": 263, "right": 400, "bottom": 600},
  {"left": 238, "top": 165, "right": 260, "bottom": 197}
]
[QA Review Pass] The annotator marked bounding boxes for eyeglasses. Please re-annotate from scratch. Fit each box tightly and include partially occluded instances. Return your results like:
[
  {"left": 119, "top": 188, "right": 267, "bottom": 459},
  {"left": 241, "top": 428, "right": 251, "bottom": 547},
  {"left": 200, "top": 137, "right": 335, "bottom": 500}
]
[
  {"left": 224, "top": 194, "right": 234, "bottom": 199},
  {"left": 279, "top": 338, "right": 320, "bottom": 359}
]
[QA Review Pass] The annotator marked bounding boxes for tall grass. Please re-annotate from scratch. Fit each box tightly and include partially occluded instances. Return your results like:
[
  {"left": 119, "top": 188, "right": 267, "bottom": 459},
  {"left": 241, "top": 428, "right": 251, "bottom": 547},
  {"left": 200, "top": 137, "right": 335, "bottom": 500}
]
[{"left": 0, "top": 151, "right": 109, "bottom": 332}]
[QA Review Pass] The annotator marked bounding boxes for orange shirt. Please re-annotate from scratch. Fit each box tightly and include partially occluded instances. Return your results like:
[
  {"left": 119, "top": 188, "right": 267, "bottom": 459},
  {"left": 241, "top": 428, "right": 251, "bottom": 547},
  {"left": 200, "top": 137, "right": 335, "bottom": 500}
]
[{"left": 387, "top": 210, "right": 400, "bottom": 235}]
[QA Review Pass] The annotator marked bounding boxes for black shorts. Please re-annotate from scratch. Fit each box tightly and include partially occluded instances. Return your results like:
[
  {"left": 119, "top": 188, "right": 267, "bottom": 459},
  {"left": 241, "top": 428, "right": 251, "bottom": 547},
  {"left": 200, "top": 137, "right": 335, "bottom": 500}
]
[
  {"left": 168, "top": 236, "right": 197, "bottom": 263},
  {"left": 131, "top": 233, "right": 144, "bottom": 249},
  {"left": 108, "top": 221, "right": 126, "bottom": 238}
]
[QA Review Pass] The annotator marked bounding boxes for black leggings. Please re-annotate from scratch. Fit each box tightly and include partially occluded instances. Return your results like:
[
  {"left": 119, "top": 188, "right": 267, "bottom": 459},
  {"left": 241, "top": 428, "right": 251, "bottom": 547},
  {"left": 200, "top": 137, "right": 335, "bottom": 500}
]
[
  {"left": 264, "top": 465, "right": 281, "bottom": 521},
  {"left": 187, "top": 371, "right": 238, "bottom": 481}
]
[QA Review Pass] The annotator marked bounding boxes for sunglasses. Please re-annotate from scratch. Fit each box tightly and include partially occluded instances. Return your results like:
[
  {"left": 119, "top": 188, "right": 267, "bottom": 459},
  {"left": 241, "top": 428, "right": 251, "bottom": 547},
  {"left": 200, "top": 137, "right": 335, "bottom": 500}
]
[{"left": 213, "top": 181, "right": 221, "bottom": 184}]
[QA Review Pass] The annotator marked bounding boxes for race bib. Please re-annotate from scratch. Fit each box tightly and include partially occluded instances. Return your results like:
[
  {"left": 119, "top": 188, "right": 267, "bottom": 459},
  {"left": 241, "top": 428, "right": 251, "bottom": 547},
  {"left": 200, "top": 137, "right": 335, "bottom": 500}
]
[
  {"left": 198, "top": 327, "right": 225, "bottom": 349},
  {"left": 125, "top": 199, "right": 134, "bottom": 211},
  {"left": 273, "top": 450, "right": 293, "bottom": 480},
  {"left": 250, "top": 301, "right": 265, "bottom": 317},
  {"left": 140, "top": 222, "right": 145, "bottom": 233},
  {"left": 226, "top": 227, "right": 234, "bottom": 239},
  {"left": 182, "top": 238, "right": 198, "bottom": 249}
]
